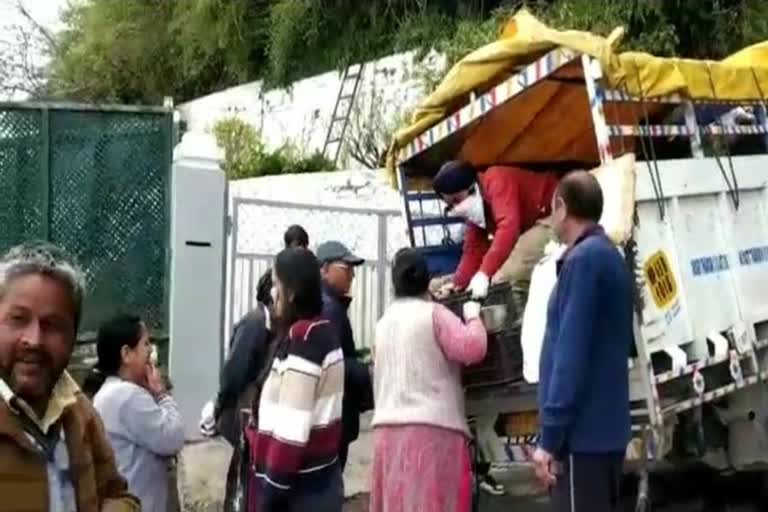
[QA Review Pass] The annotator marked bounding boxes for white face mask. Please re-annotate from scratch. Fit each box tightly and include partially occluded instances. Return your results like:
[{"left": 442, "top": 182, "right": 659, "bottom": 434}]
[{"left": 449, "top": 193, "right": 486, "bottom": 229}]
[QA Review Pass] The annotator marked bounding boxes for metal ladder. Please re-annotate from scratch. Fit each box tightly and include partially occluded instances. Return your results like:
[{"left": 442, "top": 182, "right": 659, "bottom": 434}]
[{"left": 322, "top": 63, "right": 364, "bottom": 165}]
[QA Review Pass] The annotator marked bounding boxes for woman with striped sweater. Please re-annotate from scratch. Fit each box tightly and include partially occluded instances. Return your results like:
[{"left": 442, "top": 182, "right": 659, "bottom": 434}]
[{"left": 246, "top": 248, "right": 345, "bottom": 512}]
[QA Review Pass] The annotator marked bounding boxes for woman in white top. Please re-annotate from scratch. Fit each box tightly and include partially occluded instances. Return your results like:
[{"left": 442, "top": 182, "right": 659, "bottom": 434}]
[
  {"left": 88, "top": 315, "right": 185, "bottom": 512},
  {"left": 370, "top": 248, "right": 488, "bottom": 512}
]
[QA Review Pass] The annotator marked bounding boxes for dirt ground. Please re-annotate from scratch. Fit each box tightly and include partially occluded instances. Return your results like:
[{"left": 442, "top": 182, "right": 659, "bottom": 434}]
[
  {"left": 344, "top": 494, "right": 370, "bottom": 512},
  {"left": 177, "top": 414, "right": 375, "bottom": 510},
  {"left": 177, "top": 435, "right": 768, "bottom": 512}
]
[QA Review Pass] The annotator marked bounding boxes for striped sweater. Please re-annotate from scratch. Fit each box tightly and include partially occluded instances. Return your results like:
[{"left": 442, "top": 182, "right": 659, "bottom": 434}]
[{"left": 249, "top": 317, "right": 345, "bottom": 510}]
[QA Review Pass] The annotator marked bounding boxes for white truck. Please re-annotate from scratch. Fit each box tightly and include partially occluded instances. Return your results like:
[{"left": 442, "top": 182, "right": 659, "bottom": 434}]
[{"left": 393, "top": 46, "right": 768, "bottom": 509}]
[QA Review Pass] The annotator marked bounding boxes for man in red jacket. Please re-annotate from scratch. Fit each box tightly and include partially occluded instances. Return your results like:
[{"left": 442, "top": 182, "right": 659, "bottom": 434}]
[{"left": 433, "top": 160, "right": 560, "bottom": 299}]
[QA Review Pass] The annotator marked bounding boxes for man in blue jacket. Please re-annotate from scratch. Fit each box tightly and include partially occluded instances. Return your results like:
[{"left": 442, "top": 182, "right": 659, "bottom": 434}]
[
  {"left": 534, "top": 171, "right": 634, "bottom": 512},
  {"left": 317, "top": 241, "right": 374, "bottom": 470}
]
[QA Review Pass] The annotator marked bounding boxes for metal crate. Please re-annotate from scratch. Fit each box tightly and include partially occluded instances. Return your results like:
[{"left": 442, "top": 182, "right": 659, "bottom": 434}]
[{"left": 439, "top": 283, "right": 529, "bottom": 389}]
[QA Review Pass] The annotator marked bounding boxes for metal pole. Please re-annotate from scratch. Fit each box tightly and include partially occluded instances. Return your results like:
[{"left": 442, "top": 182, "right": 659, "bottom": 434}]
[
  {"left": 41, "top": 108, "right": 51, "bottom": 240},
  {"left": 227, "top": 198, "right": 240, "bottom": 346},
  {"left": 218, "top": 180, "right": 230, "bottom": 369},
  {"left": 377, "top": 213, "right": 388, "bottom": 319}
]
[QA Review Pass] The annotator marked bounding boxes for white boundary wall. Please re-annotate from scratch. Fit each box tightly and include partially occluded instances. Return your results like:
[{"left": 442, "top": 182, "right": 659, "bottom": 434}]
[{"left": 177, "top": 50, "right": 445, "bottom": 163}]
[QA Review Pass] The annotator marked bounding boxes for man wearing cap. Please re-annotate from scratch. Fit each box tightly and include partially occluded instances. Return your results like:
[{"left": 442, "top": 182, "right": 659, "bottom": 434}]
[
  {"left": 316, "top": 241, "right": 374, "bottom": 471},
  {"left": 433, "top": 161, "right": 560, "bottom": 299}
]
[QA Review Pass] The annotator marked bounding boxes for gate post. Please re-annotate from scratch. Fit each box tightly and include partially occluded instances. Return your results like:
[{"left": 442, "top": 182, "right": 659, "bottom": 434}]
[{"left": 169, "top": 132, "right": 225, "bottom": 440}]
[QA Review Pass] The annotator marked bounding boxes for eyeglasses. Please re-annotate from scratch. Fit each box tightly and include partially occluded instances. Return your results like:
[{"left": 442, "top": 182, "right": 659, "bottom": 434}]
[{"left": 331, "top": 262, "right": 354, "bottom": 273}]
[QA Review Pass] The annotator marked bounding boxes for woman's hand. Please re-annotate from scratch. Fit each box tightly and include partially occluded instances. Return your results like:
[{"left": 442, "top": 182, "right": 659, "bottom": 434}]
[
  {"left": 429, "top": 275, "right": 455, "bottom": 299},
  {"left": 145, "top": 363, "right": 168, "bottom": 400},
  {"left": 199, "top": 400, "right": 217, "bottom": 437},
  {"left": 462, "top": 300, "right": 482, "bottom": 321}
]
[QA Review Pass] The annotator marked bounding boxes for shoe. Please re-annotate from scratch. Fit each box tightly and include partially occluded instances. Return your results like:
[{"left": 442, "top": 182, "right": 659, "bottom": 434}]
[{"left": 479, "top": 474, "right": 506, "bottom": 496}]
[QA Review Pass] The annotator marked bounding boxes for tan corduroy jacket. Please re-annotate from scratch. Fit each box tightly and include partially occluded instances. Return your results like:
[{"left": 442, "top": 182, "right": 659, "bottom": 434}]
[{"left": 0, "top": 372, "right": 140, "bottom": 512}]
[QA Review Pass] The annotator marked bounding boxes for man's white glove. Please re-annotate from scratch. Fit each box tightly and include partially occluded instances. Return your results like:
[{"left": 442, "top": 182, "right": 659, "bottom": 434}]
[
  {"left": 462, "top": 300, "right": 482, "bottom": 321},
  {"left": 199, "top": 400, "right": 217, "bottom": 437},
  {"left": 468, "top": 272, "right": 489, "bottom": 300}
]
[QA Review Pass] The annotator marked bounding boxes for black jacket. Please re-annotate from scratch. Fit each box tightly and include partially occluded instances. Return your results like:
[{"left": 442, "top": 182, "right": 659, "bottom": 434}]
[
  {"left": 321, "top": 283, "right": 373, "bottom": 445},
  {"left": 215, "top": 304, "right": 271, "bottom": 445}
]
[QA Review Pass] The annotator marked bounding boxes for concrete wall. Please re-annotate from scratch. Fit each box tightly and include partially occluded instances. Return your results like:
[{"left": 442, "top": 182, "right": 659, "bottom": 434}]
[{"left": 177, "top": 50, "right": 445, "bottom": 165}]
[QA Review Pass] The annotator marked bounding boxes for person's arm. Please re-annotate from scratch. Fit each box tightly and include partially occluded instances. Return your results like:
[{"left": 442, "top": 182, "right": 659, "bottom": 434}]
[
  {"left": 453, "top": 223, "right": 490, "bottom": 290},
  {"left": 215, "top": 313, "right": 267, "bottom": 418},
  {"left": 119, "top": 387, "right": 186, "bottom": 456},
  {"left": 432, "top": 303, "right": 488, "bottom": 365},
  {"left": 539, "top": 254, "right": 599, "bottom": 455},
  {"left": 84, "top": 398, "right": 141, "bottom": 511},
  {"left": 478, "top": 174, "right": 522, "bottom": 279}
]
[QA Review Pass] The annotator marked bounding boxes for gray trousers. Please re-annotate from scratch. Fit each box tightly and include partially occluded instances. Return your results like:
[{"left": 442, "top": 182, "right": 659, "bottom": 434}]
[{"left": 550, "top": 453, "right": 624, "bottom": 512}]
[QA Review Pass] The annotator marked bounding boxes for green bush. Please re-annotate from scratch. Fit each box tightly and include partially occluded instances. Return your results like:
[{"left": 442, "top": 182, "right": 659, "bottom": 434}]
[{"left": 212, "top": 117, "right": 337, "bottom": 179}]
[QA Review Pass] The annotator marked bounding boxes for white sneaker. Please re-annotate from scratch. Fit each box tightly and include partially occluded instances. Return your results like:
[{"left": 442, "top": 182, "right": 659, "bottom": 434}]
[{"left": 479, "top": 474, "right": 506, "bottom": 496}]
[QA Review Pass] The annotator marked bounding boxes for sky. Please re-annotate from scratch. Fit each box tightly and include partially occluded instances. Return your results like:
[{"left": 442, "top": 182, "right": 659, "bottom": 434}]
[
  {"left": 0, "top": 0, "right": 67, "bottom": 32},
  {"left": 0, "top": 0, "right": 68, "bottom": 99}
]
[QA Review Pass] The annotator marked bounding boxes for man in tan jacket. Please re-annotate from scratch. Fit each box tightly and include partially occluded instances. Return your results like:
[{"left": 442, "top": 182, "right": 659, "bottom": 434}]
[{"left": 0, "top": 242, "right": 139, "bottom": 512}]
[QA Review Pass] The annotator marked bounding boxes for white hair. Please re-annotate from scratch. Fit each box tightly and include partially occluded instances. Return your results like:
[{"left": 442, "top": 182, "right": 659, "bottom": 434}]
[{"left": 0, "top": 242, "right": 86, "bottom": 327}]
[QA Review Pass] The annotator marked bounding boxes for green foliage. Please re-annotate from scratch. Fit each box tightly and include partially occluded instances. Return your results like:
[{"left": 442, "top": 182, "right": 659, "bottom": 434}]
[
  {"left": 212, "top": 117, "right": 264, "bottom": 179},
  {"left": 212, "top": 117, "right": 336, "bottom": 179},
  {"left": 47, "top": 0, "right": 179, "bottom": 102},
  {"left": 170, "top": 0, "right": 267, "bottom": 95},
  {"left": 265, "top": 0, "right": 319, "bottom": 88},
  {"left": 43, "top": 0, "right": 768, "bottom": 104}
]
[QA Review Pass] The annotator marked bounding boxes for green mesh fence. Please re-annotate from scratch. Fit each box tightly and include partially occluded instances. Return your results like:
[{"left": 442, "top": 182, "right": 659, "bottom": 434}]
[{"left": 0, "top": 104, "right": 173, "bottom": 339}]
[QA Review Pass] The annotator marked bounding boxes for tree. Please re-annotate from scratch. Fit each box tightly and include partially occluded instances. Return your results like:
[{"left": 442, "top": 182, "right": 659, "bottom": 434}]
[
  {"left": 38, "top": 0, "right": 768, "bottom": 104},
  {"left": 46, "top": 0, "right": 180, "bottom": 103},
  {"left": 170, "top": 0, "right": 269, "bottom": 98}
]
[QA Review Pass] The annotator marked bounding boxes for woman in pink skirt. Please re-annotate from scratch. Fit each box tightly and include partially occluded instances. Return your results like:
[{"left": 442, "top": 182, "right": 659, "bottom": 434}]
[{"left": 371, "top": 248, "right": 488, "bottom": 512}]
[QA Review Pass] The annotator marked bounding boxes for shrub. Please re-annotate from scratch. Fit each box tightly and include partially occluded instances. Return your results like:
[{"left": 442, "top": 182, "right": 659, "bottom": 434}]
[{"left": 212, "top": 117, "right": 336, "bottom": 179}]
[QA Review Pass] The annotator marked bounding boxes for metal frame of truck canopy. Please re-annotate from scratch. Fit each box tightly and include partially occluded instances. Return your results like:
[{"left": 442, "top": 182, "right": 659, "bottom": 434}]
[{"left": 396, "top": 47, "right": 768, "bottom": 473}]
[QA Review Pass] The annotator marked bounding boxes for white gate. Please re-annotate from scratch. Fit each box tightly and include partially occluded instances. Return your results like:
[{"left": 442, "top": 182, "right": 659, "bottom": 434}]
[{"left": 226, "top": 197, "right": 405, "bottom": 351}]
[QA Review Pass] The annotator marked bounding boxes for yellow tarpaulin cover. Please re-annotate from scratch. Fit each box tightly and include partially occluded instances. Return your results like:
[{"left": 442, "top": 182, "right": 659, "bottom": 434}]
[{"left": 388, "top": 9, "right": 768, "bottom": 183}]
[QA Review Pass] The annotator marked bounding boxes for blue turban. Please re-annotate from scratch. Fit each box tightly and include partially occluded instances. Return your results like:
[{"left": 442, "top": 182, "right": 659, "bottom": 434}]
[{"left": 432, "top": 161, "right": 477, "bottom": 195}]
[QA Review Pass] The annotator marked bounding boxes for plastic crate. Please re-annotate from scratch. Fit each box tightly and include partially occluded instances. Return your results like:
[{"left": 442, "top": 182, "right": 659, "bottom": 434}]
[
  {"left": 418, "top": 245, "right": 462, "bottom": 277},
  {"left": 439, "top": 283, "right": 529, "bottom": 389}
]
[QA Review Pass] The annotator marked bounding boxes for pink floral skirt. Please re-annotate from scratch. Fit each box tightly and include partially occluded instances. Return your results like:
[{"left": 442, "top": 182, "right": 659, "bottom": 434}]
[{"left": 370, "top": 425, "right": 472, "bottom": 512}]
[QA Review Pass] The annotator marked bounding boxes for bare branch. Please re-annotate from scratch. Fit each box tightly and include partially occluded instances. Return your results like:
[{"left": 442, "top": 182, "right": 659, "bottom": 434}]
[
  {"left": 344, "top": 80, "right": 401, "bottom": 169},
  {"left": 0, "top": 0, "right": 57, "bottom": 98},
  {"left": 14, "top": 0, "right": 58, "bottom": 49}
]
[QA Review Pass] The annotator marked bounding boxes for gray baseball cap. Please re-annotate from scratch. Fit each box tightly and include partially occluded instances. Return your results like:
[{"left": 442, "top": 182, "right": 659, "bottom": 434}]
[{"left": 315, "top": 241, "right": 364, "bottom": 266}]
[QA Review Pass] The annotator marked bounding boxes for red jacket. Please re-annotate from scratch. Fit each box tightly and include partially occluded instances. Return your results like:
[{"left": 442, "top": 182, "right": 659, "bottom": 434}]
[{"left": 453, "top": 166, "right": 560, "bottom": 289}]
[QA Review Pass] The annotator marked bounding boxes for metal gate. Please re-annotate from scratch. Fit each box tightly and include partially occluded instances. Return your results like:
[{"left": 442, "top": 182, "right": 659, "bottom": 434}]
[
  {"left": 0, "top": 102, "right": 174, "bottom": 340},
  {"left": 227, "top": 197, "right": 404, "bottom": 350}
]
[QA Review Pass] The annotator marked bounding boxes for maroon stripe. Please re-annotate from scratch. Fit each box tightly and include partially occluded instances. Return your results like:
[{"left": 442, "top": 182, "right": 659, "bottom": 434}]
[
  {"left": 289, "top": 317, "right": 328, "bottom": 341},
  {"left": 265, "top": 436, "right": 304, "bottom": 473},
  {"left": 252, "top": 424, "right": 342, "bottom": 475},
  {"left": 304, "top": 421, "right": 342, "bottom": 457}
]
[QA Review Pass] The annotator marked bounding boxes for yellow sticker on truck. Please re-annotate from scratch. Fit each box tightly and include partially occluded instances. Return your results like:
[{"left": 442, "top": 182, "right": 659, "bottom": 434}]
[{"left": 644, "top": 251, "right": 678, "bottom": 309}]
